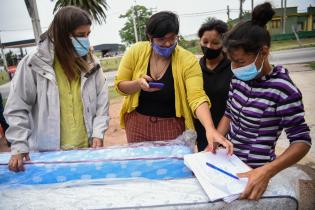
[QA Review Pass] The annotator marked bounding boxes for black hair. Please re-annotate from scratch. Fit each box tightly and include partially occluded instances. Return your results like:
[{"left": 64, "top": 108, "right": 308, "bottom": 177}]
[
  {"left": 145, "top": 11, "right": 179, "bottom": 38},
  {"left": 198, "top": 18, "right": 228, "bottom": 38},
  {"left": 223, "top": 2, "right": 275, "bottom": 54}
]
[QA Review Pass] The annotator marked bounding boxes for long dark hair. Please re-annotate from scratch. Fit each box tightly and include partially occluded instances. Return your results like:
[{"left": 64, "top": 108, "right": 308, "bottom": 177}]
[
  {"left": 223, "top": 2, "right": 275, "bottom": 54},
  {"left": 47, "top": 6, "right": 92, "bottom": 80}
]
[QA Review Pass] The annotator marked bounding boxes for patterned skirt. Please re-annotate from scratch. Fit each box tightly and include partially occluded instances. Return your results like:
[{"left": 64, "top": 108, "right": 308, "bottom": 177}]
[{"left": 124, "top": 111, "right": 185, "bottom": 143}]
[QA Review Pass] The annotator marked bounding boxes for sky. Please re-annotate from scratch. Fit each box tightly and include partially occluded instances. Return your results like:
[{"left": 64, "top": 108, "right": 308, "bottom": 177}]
[{"left": 0, "top": 0, "right": 314, "bottom": 51}]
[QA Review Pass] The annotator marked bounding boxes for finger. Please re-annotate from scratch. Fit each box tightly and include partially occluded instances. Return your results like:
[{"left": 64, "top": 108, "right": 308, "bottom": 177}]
[
  {"left": 224, "top": 140, "right": 233, "bottom": 156},
  {"left": 237, "top": 172, "right": 249, "bottom": 178},
  {"left": 95, "top": 140, "right": 101, "bottom": 148},
  {"left": 98, "top": 140, "right": 103, "bottom": 147},
  {"left": 24, "top": 153, "right": 30, "bottom": 161},
  {"left": 17, "top": 156, "right": 25, "bottom": 172},
  {"left": 206, "top": 143, "right": 214, "bottom": 153},
  {"left": 93, "top": 141, "right": 98, "bottom": 148},
  {"left": 141, "top": 80, "right": 149, "bottom": 88},
  {"left": 8, "top": 159, "right": 17, "bottom": 172},
  {"left": 143, "top": 75, "right": 153, "bottom": 81},
  {"left": 256, "top": 187, "right": 266, "bottom": 200},
  {"left": 248, "top": 187, "right": 261, "bottom": 200},
  {"left": 241, "top": 184, "right": 253, "bottom": 199}
]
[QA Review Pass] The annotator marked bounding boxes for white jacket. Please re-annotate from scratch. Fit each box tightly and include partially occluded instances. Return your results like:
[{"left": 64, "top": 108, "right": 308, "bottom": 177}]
[{"left": 4, "top": 37, "right": 110, "bottom": 155}]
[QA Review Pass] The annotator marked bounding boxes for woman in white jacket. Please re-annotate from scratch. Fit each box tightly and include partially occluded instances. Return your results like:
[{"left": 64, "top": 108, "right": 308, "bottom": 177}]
[{"left": 4, "top": 6, "right": 110, "bottom": 172}]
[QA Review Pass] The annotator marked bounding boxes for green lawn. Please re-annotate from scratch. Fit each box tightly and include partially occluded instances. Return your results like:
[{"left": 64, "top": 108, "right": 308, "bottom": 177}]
[
  {"left": 108, "top": 86, "right": 122, "bottom": 100},
  {"left": 309, "top": 62, "right": 315, "bottom": 70},
  {"left": 270, "top": 37, "right": 315, "bottom": 51},
  {"left": 0, "top": 71, "right": 10, "bottom": 85},
  {"left": 100, "top": 57, "right": 122, "bottom": 72}
]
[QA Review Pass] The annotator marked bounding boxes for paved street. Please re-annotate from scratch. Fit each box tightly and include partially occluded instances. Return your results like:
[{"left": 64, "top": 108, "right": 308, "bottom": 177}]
[{"left": 270, "top": 47, "right": 315, "bottom": 65}]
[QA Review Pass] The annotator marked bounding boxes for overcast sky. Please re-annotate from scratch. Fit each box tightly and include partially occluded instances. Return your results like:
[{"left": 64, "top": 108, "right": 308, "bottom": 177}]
[{"left": 0, "top": 0, "right": 314, "bottom": 48}]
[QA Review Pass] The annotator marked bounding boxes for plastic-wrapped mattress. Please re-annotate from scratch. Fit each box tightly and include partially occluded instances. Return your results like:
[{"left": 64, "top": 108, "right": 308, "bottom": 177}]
[{"left": 0, "top": 131, "right": 196, "bottom": 185}]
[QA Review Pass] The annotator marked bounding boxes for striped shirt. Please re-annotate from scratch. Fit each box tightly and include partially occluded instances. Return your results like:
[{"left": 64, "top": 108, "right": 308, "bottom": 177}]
[{"left": 225, "top": 65, "right": 311, "bottom": 168}]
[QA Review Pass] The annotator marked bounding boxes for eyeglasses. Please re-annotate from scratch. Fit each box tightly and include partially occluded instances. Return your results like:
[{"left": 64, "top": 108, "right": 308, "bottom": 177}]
[{"left": 153, "top": 35, "right": 179, "bottom": 45}]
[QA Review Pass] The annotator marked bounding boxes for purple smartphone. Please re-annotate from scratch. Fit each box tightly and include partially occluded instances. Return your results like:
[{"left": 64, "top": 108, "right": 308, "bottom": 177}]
[{"left": 148, "top": 82, "right": 165, "bottom": 89}]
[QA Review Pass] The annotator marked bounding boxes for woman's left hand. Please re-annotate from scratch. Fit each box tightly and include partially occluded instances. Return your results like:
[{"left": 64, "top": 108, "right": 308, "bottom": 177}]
[
  {"left": 91, "top": 137, "right": 103, "bottom": 148},
  {"left": 238, "top": 165, "right": 272, "bottom": 200},
  {"left": 205, "top": 128, "right": 233, "bottom": 155}
]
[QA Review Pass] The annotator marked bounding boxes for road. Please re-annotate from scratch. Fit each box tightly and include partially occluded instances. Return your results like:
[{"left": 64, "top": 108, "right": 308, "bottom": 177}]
[
  {"left": 1, "top": 47, "right": 315, "bottom": 98},
  {"left": 269, "top": 47, "right": 315, "bottom": 65}
]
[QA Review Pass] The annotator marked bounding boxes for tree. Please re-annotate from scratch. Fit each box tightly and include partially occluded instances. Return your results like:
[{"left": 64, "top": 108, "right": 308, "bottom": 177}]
[
  {"left": 119, "top": 5, "right": 152, "bottom": 45},
  {"left": 5, "top": 51, "right": 18, "bottom": 66},
  {"left": 53, "top": 0, "right": 109, "bottom": 24},
  {"left": 204, "top": 17, "right": 214, "bottom": 24}
]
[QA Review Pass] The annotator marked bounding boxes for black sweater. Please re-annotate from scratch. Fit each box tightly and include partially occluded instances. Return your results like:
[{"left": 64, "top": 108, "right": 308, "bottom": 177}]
[{"left": 194, "top": 56, "right": 233, "bottom": 151}]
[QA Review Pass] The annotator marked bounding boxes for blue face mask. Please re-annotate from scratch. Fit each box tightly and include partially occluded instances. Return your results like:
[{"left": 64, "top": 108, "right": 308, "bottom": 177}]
[
  {"left": 71, "top": 37, "right": 90, "bottom": 57},
  {"left": 231, "top": 52, "right": 264, "bottom": 81},
  {"left": 152, "top": 42, "right": 177, "bottom": 57}
]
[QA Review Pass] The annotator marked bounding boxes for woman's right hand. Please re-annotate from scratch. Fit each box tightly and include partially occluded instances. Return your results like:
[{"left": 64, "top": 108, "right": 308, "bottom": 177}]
[
  {"left": 137, "top": 75, "right": 160, "bottom": 92},
  {"left": 8, "top": 153, "right": 30, "bottom": 172}
]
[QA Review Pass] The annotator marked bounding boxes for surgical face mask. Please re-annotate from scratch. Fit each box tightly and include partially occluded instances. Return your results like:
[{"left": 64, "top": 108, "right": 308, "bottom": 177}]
[
  {"left": 71, "top": 37, "right": 90, "bottom": 57},
  {"left": 152, "top": 42, "right": 177, "bottom": 57},
  {"left": 201, "top": 46, "right": 222, "bottom": 59},
  {"left": 231, "top": 52, "right": 264, "bottom": 81}
]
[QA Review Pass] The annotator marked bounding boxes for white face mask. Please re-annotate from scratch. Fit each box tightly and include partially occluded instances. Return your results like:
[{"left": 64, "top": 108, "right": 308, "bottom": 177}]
[{"left": 231, "top": 52, "right": 264, "bottom": 81}]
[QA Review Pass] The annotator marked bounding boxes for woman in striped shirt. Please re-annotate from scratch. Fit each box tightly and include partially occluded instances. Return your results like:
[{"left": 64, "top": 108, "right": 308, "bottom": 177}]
[{"left": 218, "top": 2, "right": 311, "bottom": 200}]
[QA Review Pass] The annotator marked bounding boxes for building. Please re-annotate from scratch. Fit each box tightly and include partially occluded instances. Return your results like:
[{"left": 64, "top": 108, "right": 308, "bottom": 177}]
[
  {"left": 93, "top": 43, "right": 125, "bottom": 57},
  {"left": 231, "top": 5, "right": 315, "bottom": 35}
]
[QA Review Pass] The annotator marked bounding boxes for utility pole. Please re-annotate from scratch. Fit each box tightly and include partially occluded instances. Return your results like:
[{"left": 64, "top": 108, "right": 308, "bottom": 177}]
[
  {"left": 227, "top": 5, "right": 230, "bottom": 20},
  {"left": 239, "top": 0, "right": 244, "bottom": 20},
  {"left": 132, "top": 6, "right": 138, "bottom": 42},
  {"left": 25, "top": 0, "right": 42, "bottom": 43},
  {"left": 0, "top": 32, "right": 8, "bottom": 72},
  {"left": 251, "top": 0, "right": 254, "bottom": 12},
  {"left": 283, "top": 0, "right": 287, "bottom": 34}
]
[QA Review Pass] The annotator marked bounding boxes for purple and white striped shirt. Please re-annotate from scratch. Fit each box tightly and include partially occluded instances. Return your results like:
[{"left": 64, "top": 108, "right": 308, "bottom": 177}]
[{"left": 225, "top": 65, "right": 311, "bottom": 168}]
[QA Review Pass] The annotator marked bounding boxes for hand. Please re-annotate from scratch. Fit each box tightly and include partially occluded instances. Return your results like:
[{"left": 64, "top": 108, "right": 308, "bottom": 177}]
[
  {"left": 204, "top": 128, "right": 233, "bottom": 155},
  {"left": 238, "top": 165, "right": 272, "bottom": 200},
  {"left": 8, "top": 153, "right": 30, "bottom": 172},
  {"left": 137, "top": 75, "right": 160, "bottom": 92},
  {"left": 91, "top": 137, "right": 103, "bottom": 148}
]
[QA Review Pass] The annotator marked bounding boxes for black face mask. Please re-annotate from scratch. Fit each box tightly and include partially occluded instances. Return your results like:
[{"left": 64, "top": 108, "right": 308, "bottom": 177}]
[{"left": 201, "top": 46, "right": 223, "bottom": 59}]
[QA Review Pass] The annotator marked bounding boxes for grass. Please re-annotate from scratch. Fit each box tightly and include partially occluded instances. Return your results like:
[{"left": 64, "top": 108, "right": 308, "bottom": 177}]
[
  {"left": 100, "top": 57, "right": 122, "bottom": 72},
  {"left": 108, "top": 86, "right": 123, "bottom": 100},
  {"left": 270, "top": 37, "right": 315, "bottom": 51},
  {"left": 0, "top": 71, "right": 10, "bottom": 85},
  {"left": 309, "top": 62, "right": 315, "bottom": 70}
]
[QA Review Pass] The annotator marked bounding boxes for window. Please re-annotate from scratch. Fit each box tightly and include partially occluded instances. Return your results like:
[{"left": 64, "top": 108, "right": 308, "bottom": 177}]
[{"left": 271, "top": 20, "right": 281, "bottom": 29}]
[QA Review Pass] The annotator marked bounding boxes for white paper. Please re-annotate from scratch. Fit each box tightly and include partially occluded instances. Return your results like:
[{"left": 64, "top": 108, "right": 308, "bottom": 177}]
[{"left": 184, "top": 149, "right": 251, "bottom": 202}]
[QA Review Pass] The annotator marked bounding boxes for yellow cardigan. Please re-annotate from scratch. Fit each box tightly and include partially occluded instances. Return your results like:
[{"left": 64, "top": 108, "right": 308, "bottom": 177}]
[{"left": 115, "top": 41, "right": 211, "bottom": 130}]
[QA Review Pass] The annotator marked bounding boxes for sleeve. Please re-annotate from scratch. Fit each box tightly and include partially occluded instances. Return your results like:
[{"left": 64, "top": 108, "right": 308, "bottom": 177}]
[
  {"left": 224, "top": 80, "right": 233, "bottom": 119},
  {"left": 276, "top": 91, "right": 311, "bottom": 146},
  {"left": 183, "top": 54, "right": 210, "bottom": 117},
  {"left": 114, "top": 45, "right": 136, "bottom": 96},
  {"left": 0, "top": 93, "right": 9, "bottom": 132},
  {"left": 91, "top": 63, "right": 110, "bottom": 139},
  {"left": 4, "top": 56, "right": 37, "bottom": 155}
]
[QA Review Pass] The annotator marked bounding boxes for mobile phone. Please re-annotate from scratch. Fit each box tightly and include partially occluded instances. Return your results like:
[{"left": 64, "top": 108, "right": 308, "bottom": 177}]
[{"left": 148, "top": 82, "right": 165, "bottom": 89}]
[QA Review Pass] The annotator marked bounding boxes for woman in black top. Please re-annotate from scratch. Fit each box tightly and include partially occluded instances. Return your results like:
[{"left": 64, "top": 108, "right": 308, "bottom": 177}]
[{"left": 194, "top": 19, "right": 233, "bottom": 151}]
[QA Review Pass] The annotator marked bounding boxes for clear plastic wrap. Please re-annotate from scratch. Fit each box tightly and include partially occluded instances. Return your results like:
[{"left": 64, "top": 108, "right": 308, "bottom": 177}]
[
  {"left": 0, "top": 130, "right": 196, "bottom": 186},
  {"left": 0, "top": 166, "right": 309, "bottom": 209}
]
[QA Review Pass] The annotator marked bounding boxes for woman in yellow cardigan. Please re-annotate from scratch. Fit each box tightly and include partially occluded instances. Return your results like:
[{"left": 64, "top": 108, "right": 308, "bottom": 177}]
[{"left": 115, "top": 11, "right": 233, "bottom": 153}]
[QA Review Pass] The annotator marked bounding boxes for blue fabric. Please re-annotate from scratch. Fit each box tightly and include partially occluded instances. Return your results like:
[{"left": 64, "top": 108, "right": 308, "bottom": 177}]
[{"left": 0, "top": 144, "right": 193, "bottom": 186}]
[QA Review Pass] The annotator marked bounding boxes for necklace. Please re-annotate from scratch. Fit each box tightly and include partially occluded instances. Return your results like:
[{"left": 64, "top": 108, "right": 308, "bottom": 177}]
[{"left": 150, "top": 54, "right": 170, "bottom": 80}]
